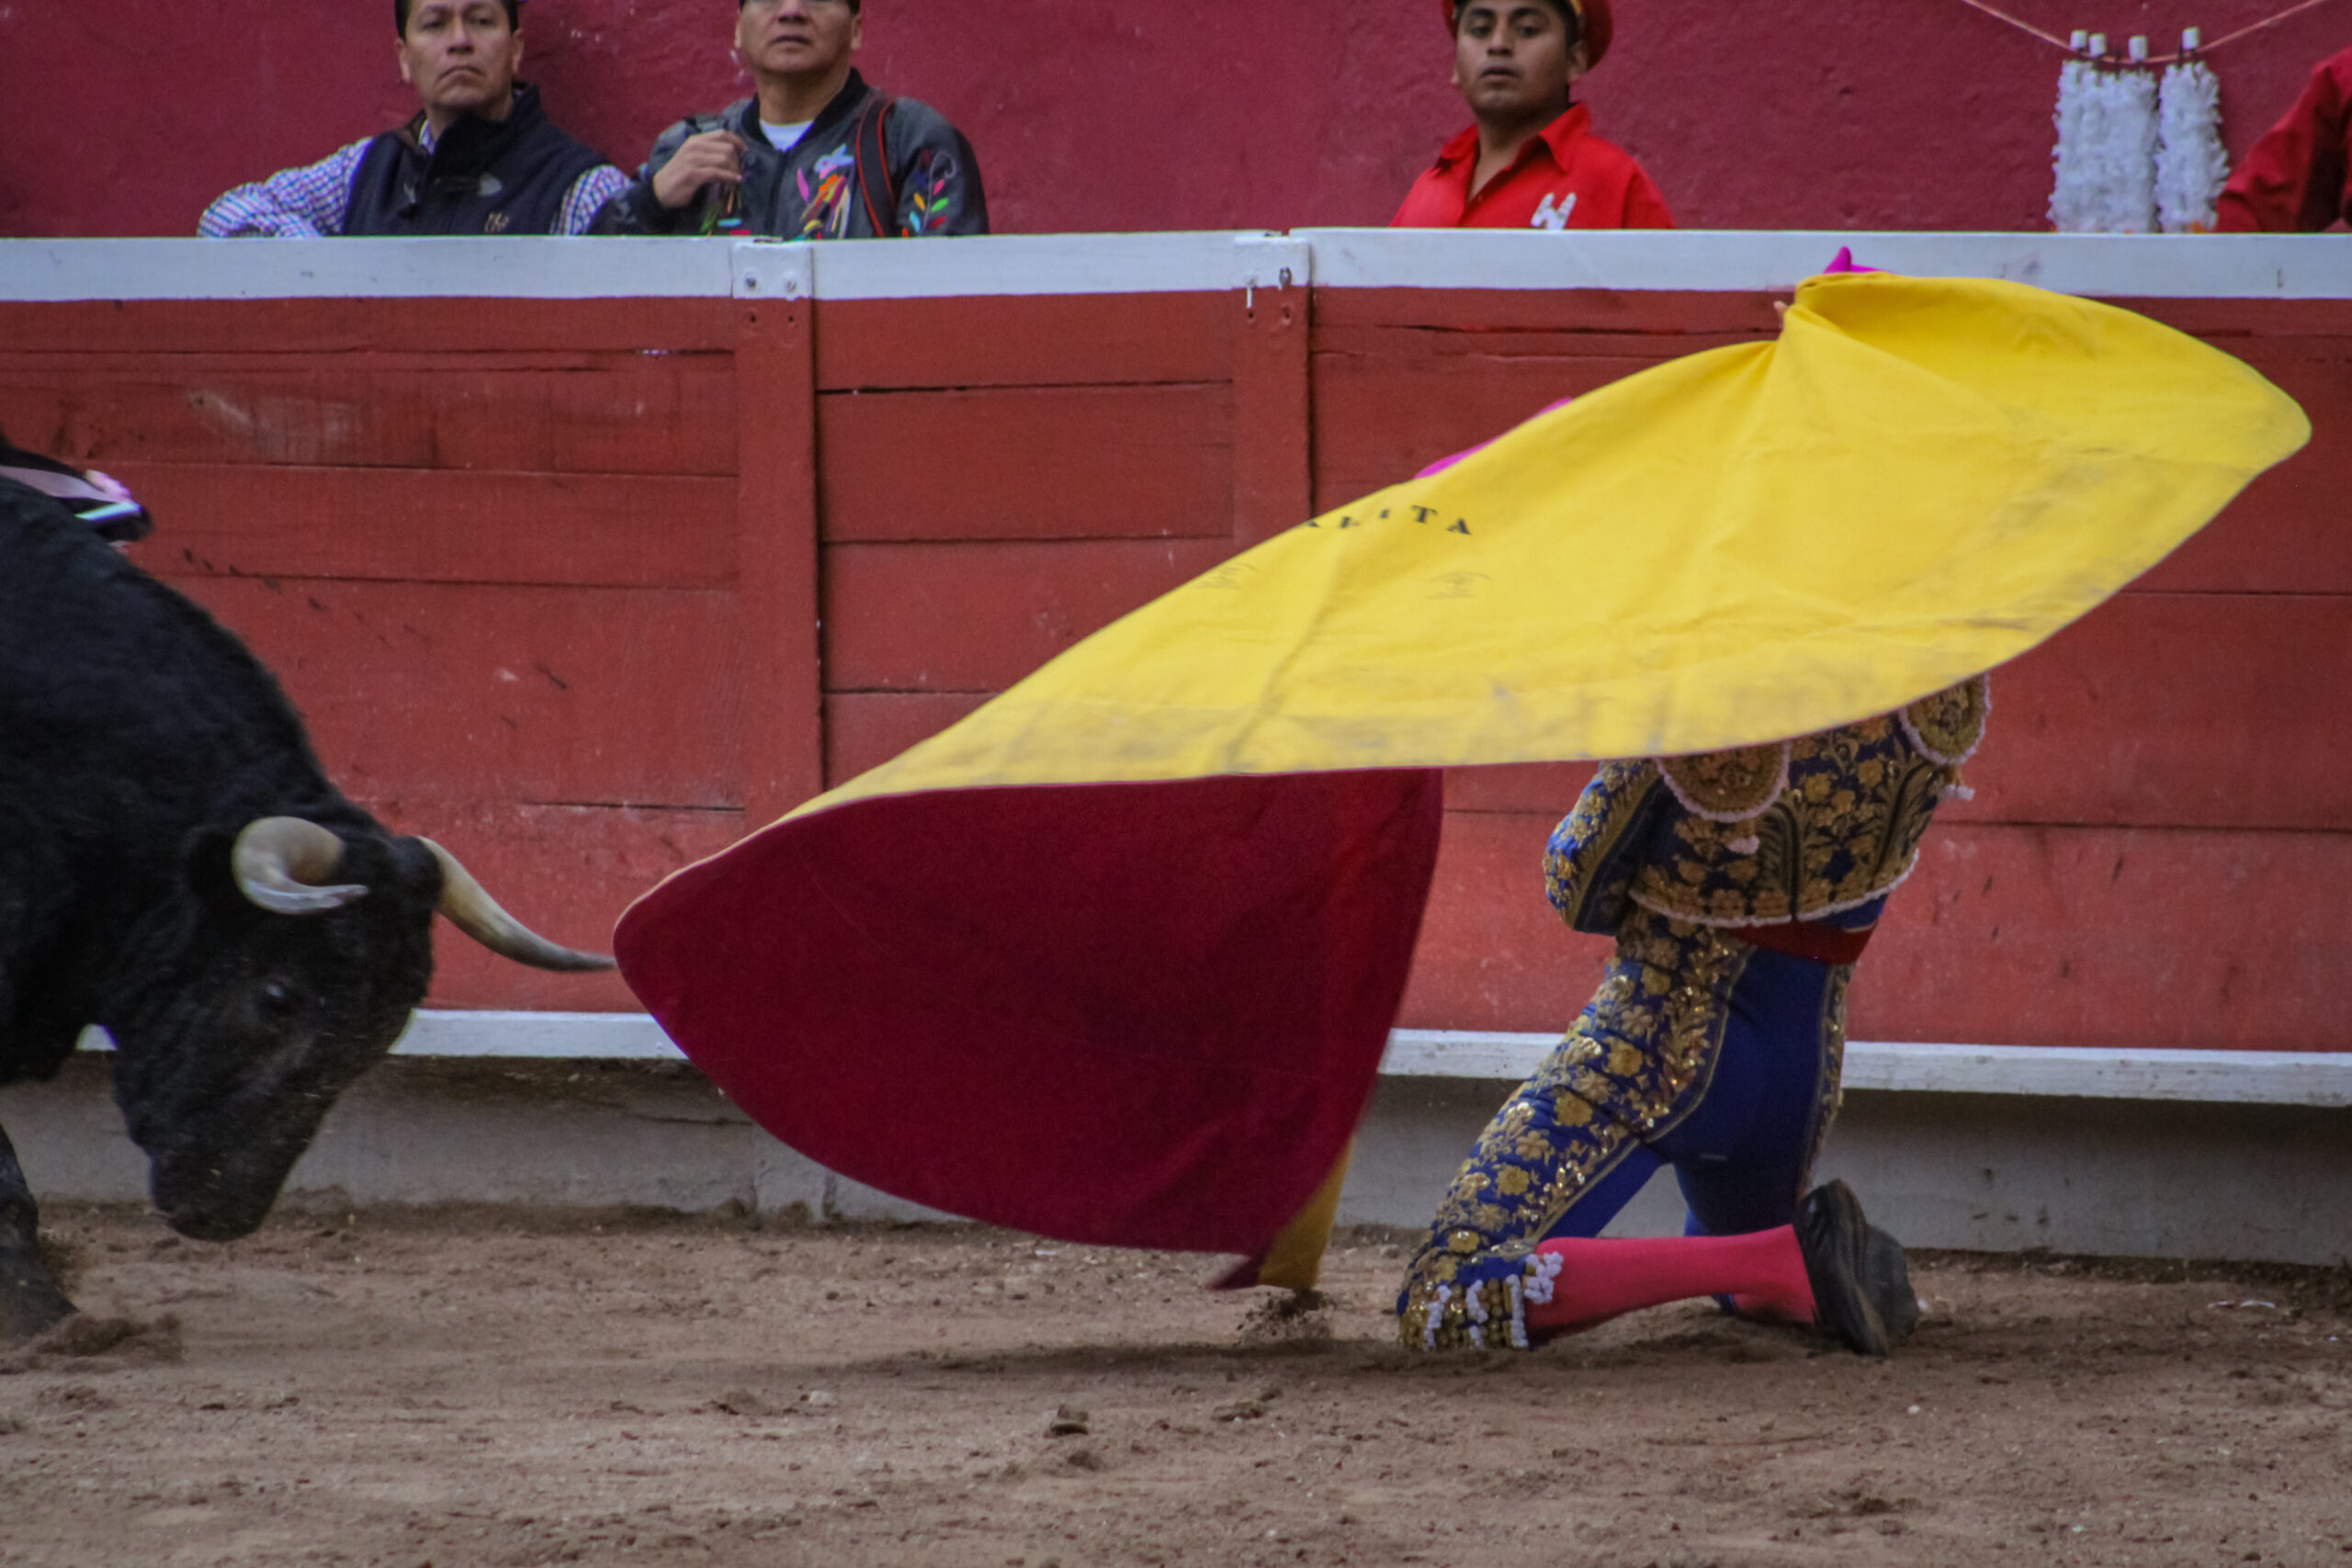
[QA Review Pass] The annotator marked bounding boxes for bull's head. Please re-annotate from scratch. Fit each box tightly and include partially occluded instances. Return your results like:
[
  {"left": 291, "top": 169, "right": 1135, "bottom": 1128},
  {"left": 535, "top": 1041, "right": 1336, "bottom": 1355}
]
[{"left": 107, "top": 818, "right": 612, "bottom": 1242}]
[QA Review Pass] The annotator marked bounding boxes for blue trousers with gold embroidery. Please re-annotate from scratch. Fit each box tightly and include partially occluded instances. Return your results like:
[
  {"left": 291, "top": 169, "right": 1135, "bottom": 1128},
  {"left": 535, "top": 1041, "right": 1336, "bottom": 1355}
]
[{"left": 1396, "top": 907, "right": 1855, "bottom": 1351}]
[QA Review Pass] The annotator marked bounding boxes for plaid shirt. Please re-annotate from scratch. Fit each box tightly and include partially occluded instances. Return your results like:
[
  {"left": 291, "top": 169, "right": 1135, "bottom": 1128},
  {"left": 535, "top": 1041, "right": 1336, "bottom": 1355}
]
[{"left": 199, "top": 128, "right": 627, "bottom": 238}]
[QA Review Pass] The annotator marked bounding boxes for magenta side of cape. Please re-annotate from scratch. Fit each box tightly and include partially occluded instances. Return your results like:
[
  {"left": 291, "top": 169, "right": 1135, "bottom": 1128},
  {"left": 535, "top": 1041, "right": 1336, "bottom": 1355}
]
[{"left": 614, "top": 770, "right": 1446, "bottom": 1257}]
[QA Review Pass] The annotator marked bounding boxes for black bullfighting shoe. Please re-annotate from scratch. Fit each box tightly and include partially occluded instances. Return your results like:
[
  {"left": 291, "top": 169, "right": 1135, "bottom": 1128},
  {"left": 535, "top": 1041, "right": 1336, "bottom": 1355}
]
[
  {"left": 1866, "top": 1222, "right": 1921, "bottom": 1344},
  {"left": 1796, "top": 1179, "right": 1915, "bottom": 1357}
]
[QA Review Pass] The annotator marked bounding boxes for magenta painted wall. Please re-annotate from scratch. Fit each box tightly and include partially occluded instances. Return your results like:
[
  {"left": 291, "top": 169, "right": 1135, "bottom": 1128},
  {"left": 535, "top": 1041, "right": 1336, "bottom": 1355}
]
[{"left": 2, "top": 2, "right": 2346, "bottom": 237}]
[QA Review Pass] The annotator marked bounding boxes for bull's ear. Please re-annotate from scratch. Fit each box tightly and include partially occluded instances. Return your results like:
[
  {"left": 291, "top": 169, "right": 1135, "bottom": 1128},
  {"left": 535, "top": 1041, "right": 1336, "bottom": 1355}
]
[{"left": 179, "top": 825, "right": 245, "bottom": 910}]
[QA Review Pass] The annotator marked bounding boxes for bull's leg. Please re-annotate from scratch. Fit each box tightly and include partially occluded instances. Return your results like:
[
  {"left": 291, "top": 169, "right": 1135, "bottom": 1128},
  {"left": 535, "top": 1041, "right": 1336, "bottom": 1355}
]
[{"left": 0, "top": 1123, "right": 74, "bottom": 1339}]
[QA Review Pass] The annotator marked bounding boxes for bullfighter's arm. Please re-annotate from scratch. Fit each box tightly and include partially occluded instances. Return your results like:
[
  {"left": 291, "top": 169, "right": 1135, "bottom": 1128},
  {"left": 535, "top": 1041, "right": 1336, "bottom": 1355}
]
[{"left": 1543, "top": 761, "right": 1671, "bottom": 935}]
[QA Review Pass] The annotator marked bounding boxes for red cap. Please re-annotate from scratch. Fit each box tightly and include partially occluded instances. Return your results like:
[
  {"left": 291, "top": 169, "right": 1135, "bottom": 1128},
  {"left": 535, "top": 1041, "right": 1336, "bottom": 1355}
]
[{"left": 1442, "top": 0, "right": 1612, "bottom": 71}]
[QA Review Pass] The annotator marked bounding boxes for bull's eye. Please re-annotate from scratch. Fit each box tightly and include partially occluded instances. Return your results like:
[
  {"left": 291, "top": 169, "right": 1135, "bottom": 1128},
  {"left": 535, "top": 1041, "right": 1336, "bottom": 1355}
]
[{"left": 257, "top": 979, "right": 300, "bottom": 1021}]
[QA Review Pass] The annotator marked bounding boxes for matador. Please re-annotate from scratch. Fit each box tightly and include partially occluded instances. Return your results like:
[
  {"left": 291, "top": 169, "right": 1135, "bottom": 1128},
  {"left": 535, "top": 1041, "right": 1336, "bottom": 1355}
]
[{"left": 1397, "top": 675, "right": 1990, "bottom": 1354}]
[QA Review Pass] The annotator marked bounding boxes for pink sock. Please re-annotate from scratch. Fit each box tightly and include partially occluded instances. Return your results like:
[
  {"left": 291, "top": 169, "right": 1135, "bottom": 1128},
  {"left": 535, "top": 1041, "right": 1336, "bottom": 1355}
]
[{"left": 1524, "top": 1227, "right": 1815, "bottom": 1334}]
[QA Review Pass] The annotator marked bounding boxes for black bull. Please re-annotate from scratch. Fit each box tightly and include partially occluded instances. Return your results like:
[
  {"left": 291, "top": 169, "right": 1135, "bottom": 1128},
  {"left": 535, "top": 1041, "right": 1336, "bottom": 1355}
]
[{"left": 0, "top": 480, "right": 613, "bottom": 1338}]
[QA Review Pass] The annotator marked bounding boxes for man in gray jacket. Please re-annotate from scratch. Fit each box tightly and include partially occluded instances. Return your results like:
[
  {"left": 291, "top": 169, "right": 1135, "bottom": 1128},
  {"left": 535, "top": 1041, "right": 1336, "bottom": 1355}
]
[{"left": 594, "top": 0, "right": 987, "bottom": 238}]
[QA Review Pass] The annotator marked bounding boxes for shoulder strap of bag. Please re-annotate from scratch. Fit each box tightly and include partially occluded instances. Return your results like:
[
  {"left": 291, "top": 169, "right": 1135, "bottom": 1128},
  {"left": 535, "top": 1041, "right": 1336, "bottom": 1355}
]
[{"left": 853, "top": 94, "right": 903, "bottom": 238}]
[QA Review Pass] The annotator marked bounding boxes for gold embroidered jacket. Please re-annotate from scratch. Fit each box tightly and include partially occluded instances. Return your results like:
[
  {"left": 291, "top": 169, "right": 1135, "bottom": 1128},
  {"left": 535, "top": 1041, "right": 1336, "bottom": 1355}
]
[{"left": 1544, "top": 675, "right": 1990, "bottom": 931}]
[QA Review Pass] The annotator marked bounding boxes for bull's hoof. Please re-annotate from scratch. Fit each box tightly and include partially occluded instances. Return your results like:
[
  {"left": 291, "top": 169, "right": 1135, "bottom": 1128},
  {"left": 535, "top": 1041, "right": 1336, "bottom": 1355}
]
[{"left": 0, "top": 1257, "right": 78, "bottom": 1342}]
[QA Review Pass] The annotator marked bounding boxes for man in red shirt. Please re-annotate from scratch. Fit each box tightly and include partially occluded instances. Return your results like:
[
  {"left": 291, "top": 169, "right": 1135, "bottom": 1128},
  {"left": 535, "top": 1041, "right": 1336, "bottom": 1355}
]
[
  {"left": 2216, "top": 45, "right": 2352, "bottom": 232},
  {"left": 1393, "top": 0, "right": 1671, "bottom": 230}
]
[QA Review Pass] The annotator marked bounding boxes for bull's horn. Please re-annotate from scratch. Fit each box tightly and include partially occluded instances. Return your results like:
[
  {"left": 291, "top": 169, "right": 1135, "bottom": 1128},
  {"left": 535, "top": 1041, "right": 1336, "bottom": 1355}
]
[
  {"left": 232, "top": 818, "right": 369, "bottom": 916},
  {"left": 421, "top": 840, "right": 616, "bottom": 973}
]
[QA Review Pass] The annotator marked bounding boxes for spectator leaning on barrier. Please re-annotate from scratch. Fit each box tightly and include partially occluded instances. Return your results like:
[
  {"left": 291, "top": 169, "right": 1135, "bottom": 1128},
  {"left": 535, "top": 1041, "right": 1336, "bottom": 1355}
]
[
  {"left": 198, "top": 0, "right": 626, "bottom": 238},
  {"left": 592, "top": 0, "right": 987, "bottom": 239},
  {"left": 2214, "top": 44, "right": 2352, "bottom": 232},
  {"left": 1393, "top": 0, "right": 1670, "bottom": 230}
]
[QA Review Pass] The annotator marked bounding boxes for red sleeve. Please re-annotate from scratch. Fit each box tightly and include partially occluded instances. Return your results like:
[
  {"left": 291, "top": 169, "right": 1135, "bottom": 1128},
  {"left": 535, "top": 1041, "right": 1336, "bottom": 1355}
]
[
  {"left": 1620, "top": 165, "right": 1676, "bottom": 230},
  {"left": 2217, "top": 50, "right": 2352, "bottom": 233}
]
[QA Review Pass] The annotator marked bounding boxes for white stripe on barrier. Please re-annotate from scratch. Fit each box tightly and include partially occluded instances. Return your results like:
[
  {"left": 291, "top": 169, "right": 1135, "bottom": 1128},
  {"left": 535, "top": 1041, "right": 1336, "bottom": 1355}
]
[
  {"left": 6, "top": 231, "right": 2352, "bottom": 303},
  {"left": 812, "top": 231, "right": 1274, "bottom": 299},
  {"left": 390, "top": 1010, "right": 685, "bottom": 1061},
  {"left": 1382, "top": 1030, "right": 2352, "bottom": 1107},
  {"left": 135, "top": 1012, "right": 2335, "bottom": 1108},
  {"left": 0, "top": 237, "right": 734, "bottom": 301},
  {"left": 1297, "top": 227, "right": 2352, "bottom": 299}
]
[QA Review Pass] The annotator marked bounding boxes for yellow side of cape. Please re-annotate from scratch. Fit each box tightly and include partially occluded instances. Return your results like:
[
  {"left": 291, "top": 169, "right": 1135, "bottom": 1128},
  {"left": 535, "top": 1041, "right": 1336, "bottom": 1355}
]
[{"left": 795, "top": 271, "right": 2306, "bottom": 815}]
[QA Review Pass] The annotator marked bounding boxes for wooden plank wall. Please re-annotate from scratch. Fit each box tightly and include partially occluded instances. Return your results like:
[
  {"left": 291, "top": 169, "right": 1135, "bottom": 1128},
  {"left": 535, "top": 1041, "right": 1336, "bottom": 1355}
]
[
  {"left": 817, "top": 290, "right": 1241, "bottom": 789},
  {"left": 0, "top": 300, "right": 745, "bottom": 1012},
  {"left": 1, "top": 285, "right": 2342, "bottom": 1050}
]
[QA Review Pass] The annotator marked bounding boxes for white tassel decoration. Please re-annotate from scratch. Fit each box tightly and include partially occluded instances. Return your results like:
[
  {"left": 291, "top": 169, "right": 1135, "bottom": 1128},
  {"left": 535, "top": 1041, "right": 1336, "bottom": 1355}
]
[
  {"left": 2156, "top": 60, "right": 2228, "bottom": 232},
  {"left": 2051, "top": 56, "right": 2097, "bottom": 231},
  {"left": 2102, "top": 67, "right": 2162, "bottom": 231},
  {"left": 2052, "top": 58, "right": 2161, "bottom": 233}
]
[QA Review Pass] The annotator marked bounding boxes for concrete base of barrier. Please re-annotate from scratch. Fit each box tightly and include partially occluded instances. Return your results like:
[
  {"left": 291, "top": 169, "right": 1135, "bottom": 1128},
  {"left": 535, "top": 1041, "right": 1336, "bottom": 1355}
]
[
  {"left": 6, "top": 1049, "right": 2346, "bottom": 1268},
  {"left": 1357, "top": 1077, "right": 2352, "bottom": 1265}
]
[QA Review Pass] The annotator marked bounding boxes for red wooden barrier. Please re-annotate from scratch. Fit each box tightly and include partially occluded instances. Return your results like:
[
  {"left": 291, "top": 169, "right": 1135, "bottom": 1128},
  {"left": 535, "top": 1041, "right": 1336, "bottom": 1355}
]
[{"left": 1, "top": 237, "right": 2341, "bottom": 1051}]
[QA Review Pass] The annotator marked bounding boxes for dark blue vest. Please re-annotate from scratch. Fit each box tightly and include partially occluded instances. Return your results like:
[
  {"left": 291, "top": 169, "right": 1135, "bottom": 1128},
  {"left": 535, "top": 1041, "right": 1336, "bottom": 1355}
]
[{"left": 343, "top": 84, "right": 605, "bottom": 236}]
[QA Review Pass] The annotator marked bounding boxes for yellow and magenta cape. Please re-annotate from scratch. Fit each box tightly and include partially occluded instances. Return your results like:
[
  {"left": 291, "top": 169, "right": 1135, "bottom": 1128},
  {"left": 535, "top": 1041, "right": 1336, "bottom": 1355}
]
[{"left": 616, "top": 272, "right": 2307, "bottom": 1286}]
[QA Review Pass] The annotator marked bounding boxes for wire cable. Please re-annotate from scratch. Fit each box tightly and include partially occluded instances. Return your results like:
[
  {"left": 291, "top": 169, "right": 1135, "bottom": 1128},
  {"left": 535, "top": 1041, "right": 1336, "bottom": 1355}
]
[{"left": 1952, "top": 0, "right": 2345, "bottom": 65}]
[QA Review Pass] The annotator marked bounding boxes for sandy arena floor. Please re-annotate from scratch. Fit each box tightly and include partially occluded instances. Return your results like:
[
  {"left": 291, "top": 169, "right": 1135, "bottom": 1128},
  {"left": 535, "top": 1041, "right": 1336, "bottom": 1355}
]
[{"left": 0, "top": 1205, "right": 2346, "bottom": 1568}]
